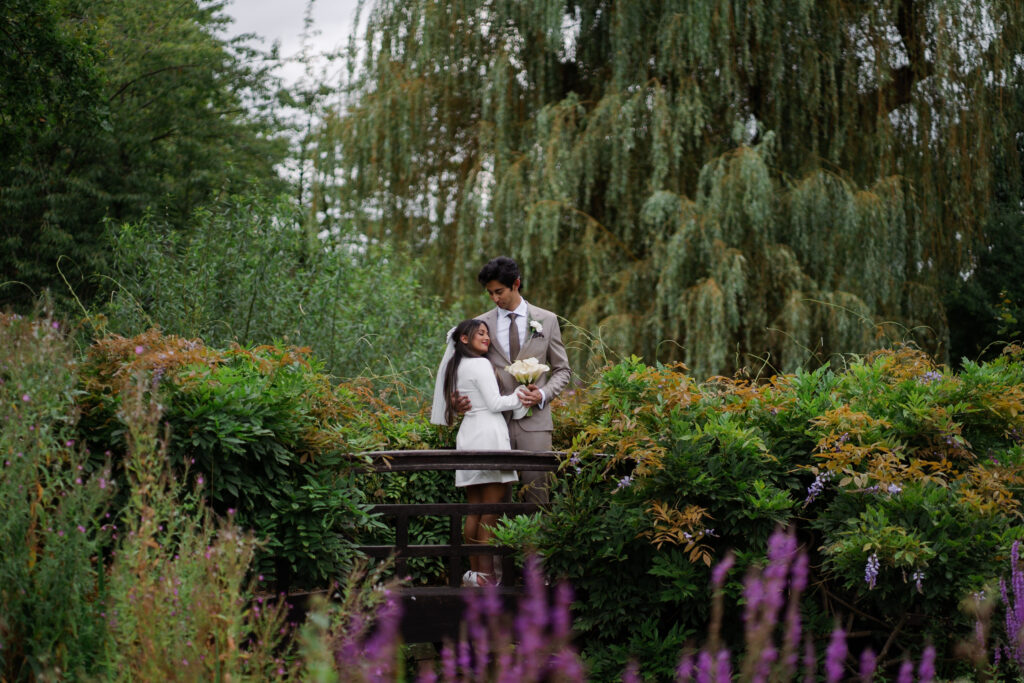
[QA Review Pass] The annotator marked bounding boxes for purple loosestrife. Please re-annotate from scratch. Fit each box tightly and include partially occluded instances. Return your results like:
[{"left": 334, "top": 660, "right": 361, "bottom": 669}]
[
  {"left": 552, "top": 582, "right": 573, "bottom": 641},
  {"left": 676, "top": 653, "right": 694, "bottom": 682},
  {"left": 897, "top": 659, "right": 914, "bottom": 683},
  {"left": 622, "top": 660, "right": 642, "bottom": 683},
  {"left": 711, "top": 554, "right": 734, "bottom": 589},
  {"left": 416, "top": 663, "right": 438, "bottom": 683},
  {"left": 802, "top": 636, "right": 816, "bottom": 683},
  {"left": 510, "top": 556, "right": 550, "bottom": 681},
  {"left": 439, "top": 641, "right": 457, "bottom": 682},
  {"left": 737, "top": 529, "right": 806, "bottom": 682},
  {"left": 457, "top": 639, "right": 472, "bottom": 679},
  {"left": 858, "top": 648, "right": 877, "bottom": 681},
  {"left": 695, "top": 650, "right": 713, "bottom": 683},
  {"left": 1000, "top": 540, "right": 1024, "bottom": 669},
  {"left": 780, "top": 552, "right": 809, "bottom": 679},
  {"left": 459, "top": 585, "right": 493, "bottom": 683},
  {"left": 715, "top": 649, "right": 731, "bottom": 682},
  {"left": 824, "top": 628, "right": 847, "bottom": 683},
  {"left": 918, "top": 645, "right": 936, "bottom": 683},
  {"left": 451, "top": 555, "right": 583, "bottom": 683}
]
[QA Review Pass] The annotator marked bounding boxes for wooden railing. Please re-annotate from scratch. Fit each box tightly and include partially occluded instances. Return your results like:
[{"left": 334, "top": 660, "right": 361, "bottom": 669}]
[{"left": 356, "top": 449, "right": 560, "bottom": 642}]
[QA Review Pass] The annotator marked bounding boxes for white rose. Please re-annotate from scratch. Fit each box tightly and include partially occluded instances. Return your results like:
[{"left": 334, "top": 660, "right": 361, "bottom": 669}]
[{"left": 529, "top": 319, "right": 543, "bottom": 334}]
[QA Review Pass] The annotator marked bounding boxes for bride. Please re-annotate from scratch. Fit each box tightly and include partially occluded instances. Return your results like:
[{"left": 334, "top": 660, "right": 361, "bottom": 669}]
[{"left": 431, "top": 318, "right": 528, "bottom": 587}]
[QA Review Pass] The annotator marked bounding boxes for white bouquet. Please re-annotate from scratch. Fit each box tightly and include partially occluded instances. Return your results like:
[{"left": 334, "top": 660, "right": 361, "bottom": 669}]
[{"left": 505, "top": 357, "right": 550, "bottom": 416}]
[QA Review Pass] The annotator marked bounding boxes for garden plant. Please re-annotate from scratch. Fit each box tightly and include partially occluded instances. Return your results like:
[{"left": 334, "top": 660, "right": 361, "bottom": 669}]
[{"left": 5, "top": 308, "right": 1024, "bottom": 680}]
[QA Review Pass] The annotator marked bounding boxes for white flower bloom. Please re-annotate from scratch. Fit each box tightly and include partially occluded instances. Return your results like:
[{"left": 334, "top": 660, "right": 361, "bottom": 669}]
[
  {"left": 529, "top": 319, "right": 543, "bottom": 334},
  {"left": 505, "top": 357, "right": 550, "bottom": 384}
]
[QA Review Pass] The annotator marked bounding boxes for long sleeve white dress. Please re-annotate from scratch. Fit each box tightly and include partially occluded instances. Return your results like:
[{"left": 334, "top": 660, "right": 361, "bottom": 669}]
[{"left": 454, "top": 357, "right": 527, "bottom": 487}]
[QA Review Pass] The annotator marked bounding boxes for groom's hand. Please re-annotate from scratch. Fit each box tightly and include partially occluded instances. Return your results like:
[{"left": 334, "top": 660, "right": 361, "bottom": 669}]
[
  {"left": 518, "top": 384, "right": 543, "bottom": 408},
  {"left": 452, "top": 392, "right": 472, "bottom": 414}
]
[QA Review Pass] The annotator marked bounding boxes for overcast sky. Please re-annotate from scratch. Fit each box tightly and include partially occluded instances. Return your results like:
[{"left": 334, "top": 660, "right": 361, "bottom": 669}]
[{"left": 224, "top": 0, "right": 363, "bottom": 82}]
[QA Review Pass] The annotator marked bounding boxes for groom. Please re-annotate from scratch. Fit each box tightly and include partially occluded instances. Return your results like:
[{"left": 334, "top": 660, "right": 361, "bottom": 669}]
[{"left": 458, "top": 256, "right": 571, "bottom": 503}]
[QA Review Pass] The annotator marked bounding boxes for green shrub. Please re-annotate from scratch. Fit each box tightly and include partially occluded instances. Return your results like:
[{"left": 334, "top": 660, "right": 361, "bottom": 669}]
[
  {"left": 100, "top": 374, "right": 293, "bottom": 681},
  {"left": 100, "top": 192, "right": 448, "bottom": 393},
  {"left": 76, "top": 330, "right": 387, "bottom": 588},
  {"left": 530, "top": 349, "right": 1024, "bottom": 679}
]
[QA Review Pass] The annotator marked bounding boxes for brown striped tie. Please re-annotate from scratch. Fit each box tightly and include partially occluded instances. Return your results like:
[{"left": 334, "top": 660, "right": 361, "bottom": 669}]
[{"left": 508, "top": 313, "right": 520, "bottom": 360}]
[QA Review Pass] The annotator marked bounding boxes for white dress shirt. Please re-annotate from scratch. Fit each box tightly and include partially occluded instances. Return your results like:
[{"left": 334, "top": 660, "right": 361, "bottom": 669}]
[
  {"left": 494, "top": 299, "right": 529, "bottom": 360},
  {"left": 493, "top": 299, "right": 547, "bottom": 407}
]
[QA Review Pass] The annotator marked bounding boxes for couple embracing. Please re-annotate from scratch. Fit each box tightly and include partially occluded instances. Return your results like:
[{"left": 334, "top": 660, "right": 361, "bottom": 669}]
[{"left": 430, "top": 256, "right": 571, "bottom": 587}]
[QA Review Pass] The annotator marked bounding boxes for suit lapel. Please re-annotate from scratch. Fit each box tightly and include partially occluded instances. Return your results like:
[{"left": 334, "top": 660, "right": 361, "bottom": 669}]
[{"left": 519, "top": 305, "right": 545, "bottom": 359}]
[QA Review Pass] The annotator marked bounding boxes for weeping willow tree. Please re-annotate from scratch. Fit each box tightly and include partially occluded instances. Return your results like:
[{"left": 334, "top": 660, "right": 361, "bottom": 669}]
[{"left": 315, "top": 0, "right": 1023, "bottom": 377}]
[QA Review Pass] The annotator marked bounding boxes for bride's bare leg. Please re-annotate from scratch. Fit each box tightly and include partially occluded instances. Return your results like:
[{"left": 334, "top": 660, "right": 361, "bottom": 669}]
[
  {"left": 475, "top": 483, "right": 507, "bottom": 577},
  {"left": 464, "top": 486, "right": 482, "bottom": 573}
]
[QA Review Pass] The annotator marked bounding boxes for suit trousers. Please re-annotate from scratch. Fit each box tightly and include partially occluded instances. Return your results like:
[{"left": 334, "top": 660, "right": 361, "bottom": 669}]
[{"left": 508, "top": 419, "right": 552, "bottom": 504}]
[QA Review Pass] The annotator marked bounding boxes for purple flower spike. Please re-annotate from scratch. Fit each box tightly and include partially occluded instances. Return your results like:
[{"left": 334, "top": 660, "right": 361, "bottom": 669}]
[
  {"left": 918, "top": 645, "right": 936, "bottom": 683},
  {"left": 415, "top": 662, "right": 438, "bottom": 683},
  {"left": 805, "top": 470, "right": 833, "bottom": 505},
  {"left": 802, "top": 636, "right": 816, "bottom": 683},
  {"left": 711, "top": 554, "right": 735, "bottom": 589},
  {"left": 897, "top": 659, "right": 914, "bottom": 683},
  {"left": 440, "top": 642, "right": 457, "bottom": 681},
  {"left": 858, "top": 648, "right": 876, "bottom": 682},
  {"left": 695, "top": 651, "right": 713, "bottom": 683},
  {"left": 550, "top": 650, "right": 586, "bottom": 681},
  {"left": 824, "top": 628, "right": 847, "bottom": 683},
  {"left": 552, "top": 582, "right": 573, "bottom": 640},
  {"left": 864, "top": 553, "right": 880, "bottom": 589},
  {"left": 911, "top": 569, "right": 925, "bottom": 593},
  {"left": 715, "top": 649, "right": 731, "bottom": 682},
  {"left": 676, "top": 653, "right": 694, "bottom": 682},
  {"left": 622, "top": 660, "right": 642, "bottom": 683}
]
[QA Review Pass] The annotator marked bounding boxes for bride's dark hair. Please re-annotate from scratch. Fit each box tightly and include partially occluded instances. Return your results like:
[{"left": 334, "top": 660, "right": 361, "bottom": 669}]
[{"left": 443, "top": 318, "right": 488, "bottom": 425}]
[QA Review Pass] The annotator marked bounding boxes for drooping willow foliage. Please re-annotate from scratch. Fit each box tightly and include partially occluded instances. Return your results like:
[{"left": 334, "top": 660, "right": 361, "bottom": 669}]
[{"left": 316, "top": 0, "right": 1023, "bottom": 377}]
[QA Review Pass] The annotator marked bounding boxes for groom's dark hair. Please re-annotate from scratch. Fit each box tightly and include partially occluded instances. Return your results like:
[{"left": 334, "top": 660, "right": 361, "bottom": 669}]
[{"left": 477, "top": 256, "right": 522, "bottom": 291}]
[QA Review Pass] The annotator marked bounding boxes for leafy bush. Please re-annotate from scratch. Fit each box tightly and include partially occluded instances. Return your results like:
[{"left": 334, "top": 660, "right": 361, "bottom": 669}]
[
  {"left": 100, "top": 192, "right": 448, "bottom": 391},
  {"left": 531, "top": 349, "right": 1024, "bottom": 679},
  {"left": 100, "top": 374, "right": 293, "bottom": 680},
  {"left": 76, "top": 330, "right": 388, "bottom": 588}
]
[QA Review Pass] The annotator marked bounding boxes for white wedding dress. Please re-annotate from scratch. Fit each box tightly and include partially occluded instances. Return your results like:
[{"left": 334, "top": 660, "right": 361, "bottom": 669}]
[{"left": 454, "top": 357, "right": 527, "bottom": 487}]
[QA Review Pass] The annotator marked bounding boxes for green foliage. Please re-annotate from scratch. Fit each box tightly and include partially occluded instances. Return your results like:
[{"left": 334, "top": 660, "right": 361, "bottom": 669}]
[
  {"left": 76, "top": 330, "right": 388, "bottom": 588},
  {"left": 943, "top": 62, "right": 1024, "bottom": 366},
  {"left": 531, "top": 349, "right": 1024, "bottom": 679},
  {"left": 0, "top": 311, "right": 113, "bottom": 679},
  {"left": 100, "top": 375, "right": 293, "bottom": 680},
  {"left": 327, "top": 0, "right": 1024, "bottom": 376},
  {"left": 1, "top": 0, "right": 287, "bottom": 312},
  {"left": 100, "top": 193, "right": 449, "bottom": 390},
  {"left": 0, "top": 0, "right": 109, "bottom": 309}
]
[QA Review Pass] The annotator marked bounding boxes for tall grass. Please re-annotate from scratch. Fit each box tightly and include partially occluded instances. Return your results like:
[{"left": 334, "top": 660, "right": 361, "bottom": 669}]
[
  {"left": 1, "top": 313, "right": 292, "bottom": 679},
  {"left": 0, "top": 311, "right": 111, "bottom": 679}
]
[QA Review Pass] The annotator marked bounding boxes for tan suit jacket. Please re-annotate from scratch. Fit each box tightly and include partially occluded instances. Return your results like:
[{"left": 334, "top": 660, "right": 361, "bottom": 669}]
[{"left": 477, "top": 303, "right": 571, "bottom": 432}]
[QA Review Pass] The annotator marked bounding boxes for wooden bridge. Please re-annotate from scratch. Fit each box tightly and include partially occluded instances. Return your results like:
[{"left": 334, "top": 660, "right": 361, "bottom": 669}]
[{"left": 356, "top": 449, "right": 560, "bottom": 643}]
